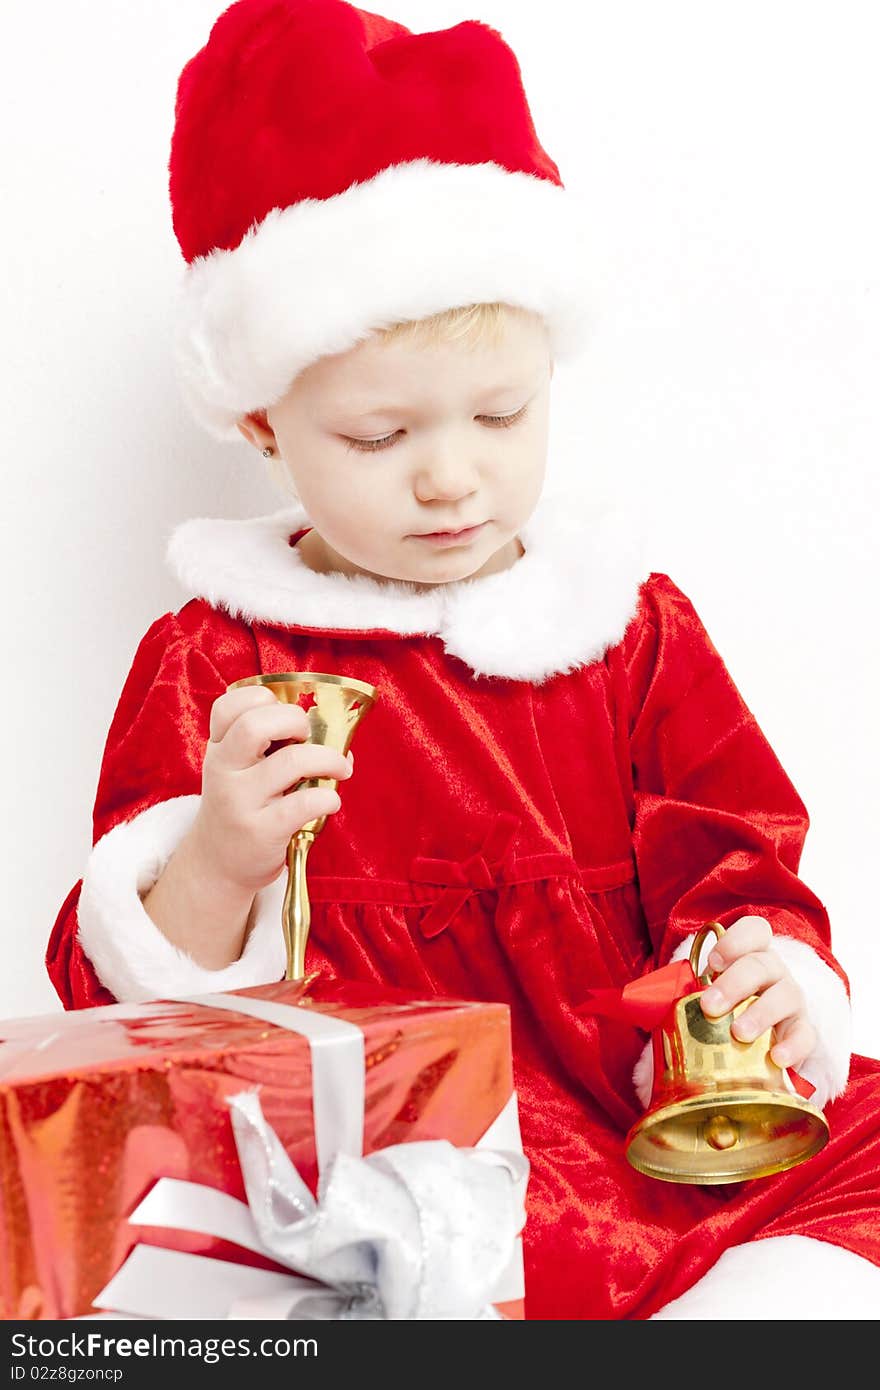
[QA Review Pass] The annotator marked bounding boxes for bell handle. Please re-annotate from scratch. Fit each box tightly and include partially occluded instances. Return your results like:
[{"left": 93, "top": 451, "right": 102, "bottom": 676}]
[
  {"left": 689, "top": 920, "right": 726, "bottom": 986},
  {"left": 282, "top": 829, "right": 315, "bottom": 981}
]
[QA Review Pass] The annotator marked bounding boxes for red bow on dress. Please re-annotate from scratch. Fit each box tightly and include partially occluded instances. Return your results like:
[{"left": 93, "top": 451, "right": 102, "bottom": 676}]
[{"left": 410, "top": 812, "right": 521, "bottom": 939}]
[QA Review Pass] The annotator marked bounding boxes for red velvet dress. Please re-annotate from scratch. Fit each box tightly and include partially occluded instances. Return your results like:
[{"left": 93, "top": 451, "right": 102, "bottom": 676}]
[{"left": 46, "top": 498, "right": 880, "bottom": 1318}]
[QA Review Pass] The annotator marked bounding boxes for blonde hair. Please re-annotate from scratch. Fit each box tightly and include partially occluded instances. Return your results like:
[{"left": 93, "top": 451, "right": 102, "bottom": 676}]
[
  {"left": 264, "top": 302, "right": 544, "bottom": 500},
  {"left": 373, "top": 300, "right": 541, "bottom": 349}
]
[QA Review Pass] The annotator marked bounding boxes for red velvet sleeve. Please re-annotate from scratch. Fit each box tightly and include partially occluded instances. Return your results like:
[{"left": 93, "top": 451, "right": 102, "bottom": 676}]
[
  {"left": 45, "top": 602, "right": 252, "bottom": 1010},
  {"left": 624, "top": 572, "right": 848, "bottom": 994}
]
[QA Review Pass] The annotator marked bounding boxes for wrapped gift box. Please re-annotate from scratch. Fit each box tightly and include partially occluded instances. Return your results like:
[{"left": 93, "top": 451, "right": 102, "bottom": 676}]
[{"left": 0, "top": 977, "right": 524, "bottom": 1320}]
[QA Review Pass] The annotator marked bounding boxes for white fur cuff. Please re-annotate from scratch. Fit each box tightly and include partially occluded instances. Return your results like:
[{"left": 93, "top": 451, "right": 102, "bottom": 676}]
[
  {"left": 632, "top": 928, "right": 852, "bottom": 1111},
  {"left": 77, "top": 796, "right": 286, "bottom": 1002}
]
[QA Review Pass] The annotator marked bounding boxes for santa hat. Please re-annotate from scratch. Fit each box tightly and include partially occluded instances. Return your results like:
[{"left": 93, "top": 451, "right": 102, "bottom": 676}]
[{"left": 169, "top": 0, "right": 592, "bottom": 441}]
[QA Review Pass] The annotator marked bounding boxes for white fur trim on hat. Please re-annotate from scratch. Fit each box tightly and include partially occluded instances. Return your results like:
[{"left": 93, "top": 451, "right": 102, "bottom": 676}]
[
  {"left": 166, "top": 490, "right": 650, "bottom": 684},
  {"left": 77, "top": 796, "right": 286, "bottom": 1002},
  {"left": 174, "top": 158, "right": 593, "bottom": 441},
  {"left": 632, "top": 922, "right": 852, "bottom": 1111}
]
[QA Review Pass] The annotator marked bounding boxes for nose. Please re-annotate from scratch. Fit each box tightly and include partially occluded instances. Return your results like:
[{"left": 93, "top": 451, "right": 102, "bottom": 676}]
[{"left": 413, "top": 441, "right": 480, "bottom": 503}]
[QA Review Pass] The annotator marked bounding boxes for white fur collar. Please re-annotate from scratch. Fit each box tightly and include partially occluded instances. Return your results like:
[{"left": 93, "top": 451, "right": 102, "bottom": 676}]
[{"left": 166, "top": 490, "right": 650, "bottom": 683}]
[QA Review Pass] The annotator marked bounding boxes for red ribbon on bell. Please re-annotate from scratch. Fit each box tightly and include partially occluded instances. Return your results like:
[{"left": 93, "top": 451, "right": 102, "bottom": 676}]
[{"left": 577, "top": 955, "right": 815, "bottom": 1101}]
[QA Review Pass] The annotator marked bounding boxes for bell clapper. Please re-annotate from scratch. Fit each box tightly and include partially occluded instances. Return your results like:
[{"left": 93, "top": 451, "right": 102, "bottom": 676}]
[{"left": 703, "top": 1114, "right": 739, "bottom": 1151}]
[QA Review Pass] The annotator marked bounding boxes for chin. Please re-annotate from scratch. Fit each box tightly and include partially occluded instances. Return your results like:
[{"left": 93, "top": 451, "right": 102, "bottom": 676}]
[{"left": 424, "top": 554, "right": 487, "bottom": 581}]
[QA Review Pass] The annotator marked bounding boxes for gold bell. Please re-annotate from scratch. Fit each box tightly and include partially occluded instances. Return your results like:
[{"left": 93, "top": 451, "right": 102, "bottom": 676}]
[
  {"left": 228, "top": 671, "right": 379, "bottom": 981},
  {"left": 626, "top": 922, "right": 830, "bottom": 1184}
]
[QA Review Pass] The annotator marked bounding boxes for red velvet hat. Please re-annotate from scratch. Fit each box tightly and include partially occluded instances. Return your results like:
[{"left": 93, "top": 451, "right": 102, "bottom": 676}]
[{"left": 169, "top": 0, "right": 592, "bottom": 440}]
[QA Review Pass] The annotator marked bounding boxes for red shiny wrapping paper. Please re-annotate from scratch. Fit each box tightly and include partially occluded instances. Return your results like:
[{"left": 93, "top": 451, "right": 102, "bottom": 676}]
[{"left": 0, "top": 977, "right": 520, "bottom": 1321}]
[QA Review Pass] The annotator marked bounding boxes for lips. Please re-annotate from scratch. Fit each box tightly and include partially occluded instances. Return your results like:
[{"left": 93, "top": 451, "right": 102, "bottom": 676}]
[
  {"left": 409, "top": 523, "right": 487, "bottom": 549},
  {"left": 413, "top": 523, "right": 485, "bottom": 538}
]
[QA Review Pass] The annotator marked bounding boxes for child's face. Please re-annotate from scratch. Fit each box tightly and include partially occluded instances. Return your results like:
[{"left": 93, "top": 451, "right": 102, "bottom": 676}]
[{"left": 241, "top": 309, "right": 553, "bottom": 588}]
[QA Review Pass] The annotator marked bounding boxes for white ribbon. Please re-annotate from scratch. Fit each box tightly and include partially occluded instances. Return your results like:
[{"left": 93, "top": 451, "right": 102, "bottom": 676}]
[{"left": 92, "top": 991, "right": 528, "bottom": 1320}]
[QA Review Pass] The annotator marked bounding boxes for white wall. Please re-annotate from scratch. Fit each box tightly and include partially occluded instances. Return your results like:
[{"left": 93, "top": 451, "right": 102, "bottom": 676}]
[{"left": 3, "top": 2, "right": 878, "bottom": 1058}]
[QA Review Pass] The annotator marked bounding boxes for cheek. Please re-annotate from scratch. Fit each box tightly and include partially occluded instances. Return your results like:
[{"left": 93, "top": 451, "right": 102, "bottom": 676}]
[
  {"left": 291, "top": 452, "right": 397, "bottom": 539},
  {"left": 496, "top": 436, "right": 547, "bottom": 493},
  {"left": 494, "top": 453, "right": 546, "bottom": 526},
  {"left": 286, "top": 446, "right": 363, "bottom": 507}
]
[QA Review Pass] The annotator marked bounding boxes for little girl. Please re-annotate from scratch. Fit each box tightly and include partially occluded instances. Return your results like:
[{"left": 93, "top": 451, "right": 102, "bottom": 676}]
[{"left": 47, "top": 0, "right": 880, "bottom": 1318}]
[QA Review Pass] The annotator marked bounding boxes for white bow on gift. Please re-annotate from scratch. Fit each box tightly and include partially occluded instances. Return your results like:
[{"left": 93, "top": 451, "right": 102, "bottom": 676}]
[{"left": 93, "top": 992, "right": 529, "bottom": 1321}]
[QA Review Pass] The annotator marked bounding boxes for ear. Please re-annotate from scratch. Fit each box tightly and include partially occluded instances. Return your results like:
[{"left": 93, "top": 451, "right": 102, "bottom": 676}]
[{"left": 236, "top": 409, "right": 278, "bottom": 453}]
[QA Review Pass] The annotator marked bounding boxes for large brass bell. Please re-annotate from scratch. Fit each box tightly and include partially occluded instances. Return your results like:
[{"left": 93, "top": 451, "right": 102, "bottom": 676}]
[{"left": 626, "top": 922, "right": 830, "bottom": 1184}]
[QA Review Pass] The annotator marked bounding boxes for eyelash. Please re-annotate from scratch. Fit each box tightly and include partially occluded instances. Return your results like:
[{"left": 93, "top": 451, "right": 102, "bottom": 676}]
[{"left": 342, "top": 404, "right": 529, "bottom": 452}]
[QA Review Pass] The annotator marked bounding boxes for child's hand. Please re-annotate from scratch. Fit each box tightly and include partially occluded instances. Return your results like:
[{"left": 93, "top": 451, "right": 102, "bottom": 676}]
[
  {"left": 699, "top": 915, "right": 817, "bottom": 1071},
  {"left": 188, "top": 684, "right": 354, "bottom": 895}
]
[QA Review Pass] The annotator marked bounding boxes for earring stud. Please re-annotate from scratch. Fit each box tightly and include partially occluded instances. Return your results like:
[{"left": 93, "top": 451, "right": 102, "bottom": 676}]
[{"left": 262, "top": 446, "right": 274, "bottom": 457}]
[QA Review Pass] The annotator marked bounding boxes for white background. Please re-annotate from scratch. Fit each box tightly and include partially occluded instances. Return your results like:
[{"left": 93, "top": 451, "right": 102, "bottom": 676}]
[{"left": 2, "top": 1, "right": 878, "bottom": 1059}]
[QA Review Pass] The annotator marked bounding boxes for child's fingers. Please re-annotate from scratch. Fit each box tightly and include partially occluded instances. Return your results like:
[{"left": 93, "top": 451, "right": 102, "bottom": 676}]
[
  {"left": 770, "top": 1015, "right": 818, "bottom": 1070},
  {"left": 212, "top": 699, "right": 311, "bottom": 768},
  {"left": 254, "top": 741, "right": 352, "bottom": 799},
  {"left": 700, "top": 948, "right": 786, "bottom": 1016},
  {"left": 209, "top": 685, "right": 278, "bottom": 744},
  {"left": 265, "top": 784, "right": 343, "bottom": 838},
  {"left": 730, "top": 977, "right": 805, "bottom": 1042},
  {"left": 705, "top": 915, "right": 773, "bottom": 972}
]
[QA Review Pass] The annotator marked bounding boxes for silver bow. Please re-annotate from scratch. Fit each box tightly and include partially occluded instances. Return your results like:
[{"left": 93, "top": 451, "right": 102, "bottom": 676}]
[{"left": 95, "top": 1089, "right": 529, "bottom": 1321}]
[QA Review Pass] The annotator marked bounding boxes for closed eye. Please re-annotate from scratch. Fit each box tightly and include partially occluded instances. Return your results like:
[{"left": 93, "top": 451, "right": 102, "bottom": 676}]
[
  {"left": 342, "top": 403, "right": 529, "bottom": 453},
  {"left": 480, "top": 404, "right": 529, "bottom": 429},
  {"left": 342, "top": 431, "right": 402, "bottom": 453}
]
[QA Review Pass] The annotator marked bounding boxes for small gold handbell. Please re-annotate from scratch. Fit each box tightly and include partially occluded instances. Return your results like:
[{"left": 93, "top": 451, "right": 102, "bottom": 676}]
[
  {"left": 625, "top": 921, "right": 830, "bottom": 1184},
  {"left": 229, "top": 671, "right": 379, "bottom": 981}
]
